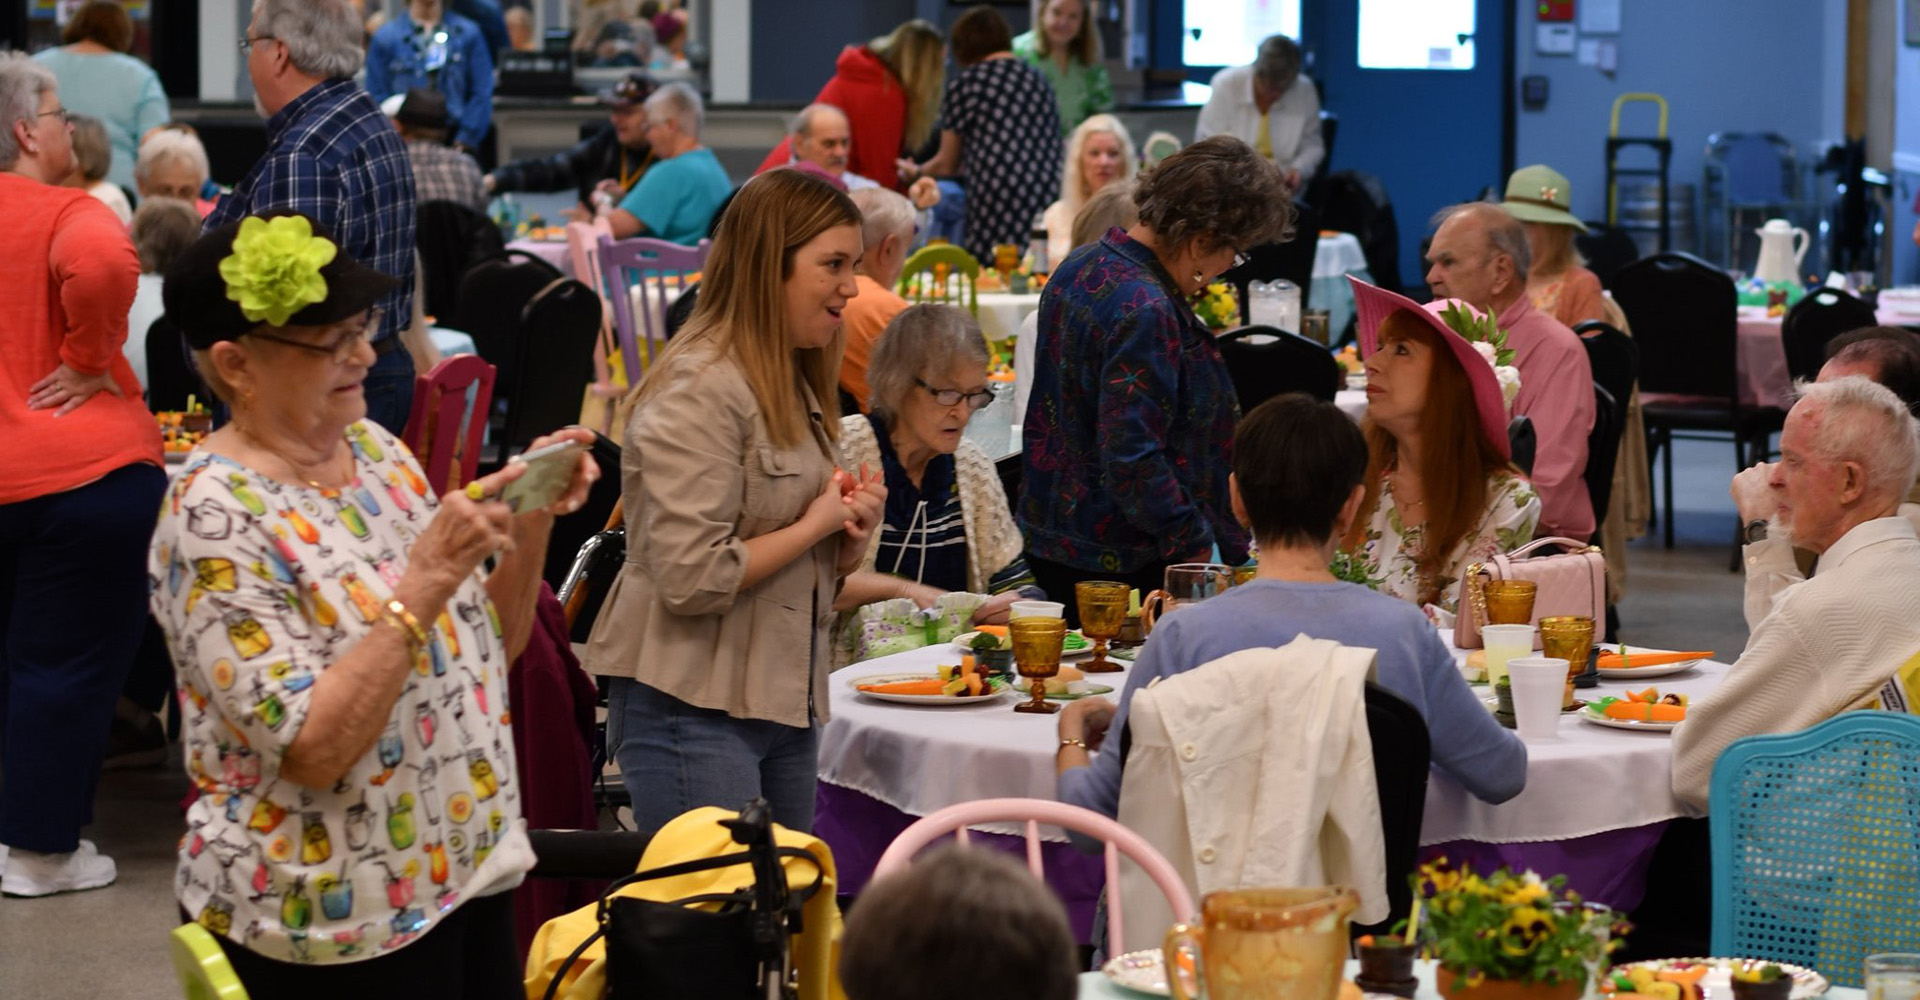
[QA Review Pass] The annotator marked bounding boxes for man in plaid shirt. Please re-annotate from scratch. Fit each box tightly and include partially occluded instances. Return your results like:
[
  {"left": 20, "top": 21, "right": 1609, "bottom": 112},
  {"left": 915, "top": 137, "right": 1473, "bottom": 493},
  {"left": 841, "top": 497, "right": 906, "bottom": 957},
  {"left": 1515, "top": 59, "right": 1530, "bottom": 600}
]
[
  {"left": 386, "top": 88, "right": 487, "bottom": 213},
  {"left": 208, "top": 0, "right": 419, "bottom": 434}
]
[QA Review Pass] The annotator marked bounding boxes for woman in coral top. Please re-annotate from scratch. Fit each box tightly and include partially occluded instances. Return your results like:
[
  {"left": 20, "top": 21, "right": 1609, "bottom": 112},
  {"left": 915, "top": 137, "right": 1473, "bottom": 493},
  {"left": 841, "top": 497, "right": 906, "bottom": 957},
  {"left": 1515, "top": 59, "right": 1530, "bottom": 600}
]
[
  {"left": 754, "top": 20, "right": 945, "bottom": 194},
  {"left": 0, "top": 53, "right": 165, "bottom": 896}
]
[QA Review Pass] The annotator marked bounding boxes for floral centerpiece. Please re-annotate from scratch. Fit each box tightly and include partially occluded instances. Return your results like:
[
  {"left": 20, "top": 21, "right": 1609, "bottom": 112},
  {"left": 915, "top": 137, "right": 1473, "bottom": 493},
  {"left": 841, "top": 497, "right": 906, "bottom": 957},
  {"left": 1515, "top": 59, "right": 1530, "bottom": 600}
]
[
  {"left": 1331, "top": 549, "right": 1384, "bottom": 590},
  {"left": 1192, "top": 281, "right": 1240, "bottom": 330},
  {"left": 1418, "top": 861, "right": 1619, "bottom": 1000}
]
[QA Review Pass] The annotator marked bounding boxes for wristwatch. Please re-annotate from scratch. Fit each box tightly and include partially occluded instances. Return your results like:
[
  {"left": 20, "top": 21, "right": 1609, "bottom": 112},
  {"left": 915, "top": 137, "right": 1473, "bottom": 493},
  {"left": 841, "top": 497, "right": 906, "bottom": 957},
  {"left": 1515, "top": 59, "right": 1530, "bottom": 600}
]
[{"left": 1744, "top": 519, "right": 1769, "bottom": 544}]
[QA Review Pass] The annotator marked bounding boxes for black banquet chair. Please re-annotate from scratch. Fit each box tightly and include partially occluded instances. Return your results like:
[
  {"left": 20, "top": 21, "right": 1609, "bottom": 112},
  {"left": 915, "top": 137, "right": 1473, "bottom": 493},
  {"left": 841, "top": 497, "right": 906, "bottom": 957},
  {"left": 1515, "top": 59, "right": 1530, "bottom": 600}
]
[
  {"left": 1782, "top": 287, "right": 1877, "bottom": 383},
  {"left": 1214, "top": 326, "right": 1342, "bottom": 408},
  {"left": 1352, "top": 682, "right": 1430, "bottom": 940},
  {"left": 1574, "top": 321, "right": 1640, "bottom": 527},
  {"left": 1610, "top": 252, "right": 1778, "bottom": 547}
]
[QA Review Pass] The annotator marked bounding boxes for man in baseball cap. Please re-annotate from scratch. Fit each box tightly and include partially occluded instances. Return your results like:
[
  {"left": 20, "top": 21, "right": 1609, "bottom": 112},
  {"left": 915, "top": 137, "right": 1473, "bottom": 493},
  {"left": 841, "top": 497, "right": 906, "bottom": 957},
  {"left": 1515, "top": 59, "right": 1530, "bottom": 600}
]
[{"left": 482, "top": 70, "right": 659, "bottom": 218}]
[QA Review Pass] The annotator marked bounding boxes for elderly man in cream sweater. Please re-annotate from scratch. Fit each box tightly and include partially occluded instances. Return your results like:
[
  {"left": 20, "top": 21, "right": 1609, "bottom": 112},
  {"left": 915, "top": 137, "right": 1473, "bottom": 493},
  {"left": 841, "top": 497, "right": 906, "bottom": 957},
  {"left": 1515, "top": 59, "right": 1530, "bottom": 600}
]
[
  {"left": 1732, "top": 330, "right": 1920, "bottom": 627},
  {"left": 1673, "top": 376, "right": 1920, "bottom": 810}
]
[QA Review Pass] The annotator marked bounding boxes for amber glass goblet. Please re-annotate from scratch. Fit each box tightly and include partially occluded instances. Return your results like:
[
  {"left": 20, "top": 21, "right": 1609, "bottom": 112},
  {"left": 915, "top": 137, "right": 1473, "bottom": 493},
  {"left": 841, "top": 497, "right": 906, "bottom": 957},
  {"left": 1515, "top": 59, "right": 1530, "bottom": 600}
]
[
  {"left": 1010, "top": 617, "right": 1067, "bottom": 714},
  {"left": 1075, "top": 581, "right": 1129, "bottom": 673}
]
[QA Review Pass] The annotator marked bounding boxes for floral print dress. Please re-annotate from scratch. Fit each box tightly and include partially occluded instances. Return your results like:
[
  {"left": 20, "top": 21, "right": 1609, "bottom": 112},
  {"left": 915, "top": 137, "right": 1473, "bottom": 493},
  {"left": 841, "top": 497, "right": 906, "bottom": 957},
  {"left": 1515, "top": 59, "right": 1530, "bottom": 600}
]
[
  {"left": 149, "top": 420, "right": 533, "bottom": 964},
  {"left": 1348, "top": 469, "right": 1541, "bottom": 623}
]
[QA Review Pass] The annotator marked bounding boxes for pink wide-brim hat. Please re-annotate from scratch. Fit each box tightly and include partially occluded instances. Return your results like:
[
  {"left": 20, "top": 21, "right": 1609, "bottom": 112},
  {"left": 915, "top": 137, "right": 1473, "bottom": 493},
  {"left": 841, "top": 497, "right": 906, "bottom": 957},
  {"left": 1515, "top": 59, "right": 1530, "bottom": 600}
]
[{"left": 1347, "top": 276, "right": 1511, "bottom": 460}]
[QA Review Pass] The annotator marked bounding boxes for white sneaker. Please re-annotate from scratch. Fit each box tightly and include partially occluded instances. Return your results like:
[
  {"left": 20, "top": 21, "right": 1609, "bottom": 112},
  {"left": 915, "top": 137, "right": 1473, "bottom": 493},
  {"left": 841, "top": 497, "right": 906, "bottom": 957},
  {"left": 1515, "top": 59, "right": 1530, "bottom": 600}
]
[{"left": 0, "top": 840, "right": 116, "bottom": 897}]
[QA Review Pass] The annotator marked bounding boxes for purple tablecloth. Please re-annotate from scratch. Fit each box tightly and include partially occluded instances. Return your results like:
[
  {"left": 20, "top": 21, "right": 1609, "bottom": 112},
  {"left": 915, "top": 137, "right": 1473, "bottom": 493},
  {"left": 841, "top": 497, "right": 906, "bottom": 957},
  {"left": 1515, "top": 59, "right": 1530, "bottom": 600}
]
[
  {"left": 1421, "top": 822, "right": 1671, "bottom": 912},
  {"left": 815, "top": 782, "right": 1108, "bottom": 943}
]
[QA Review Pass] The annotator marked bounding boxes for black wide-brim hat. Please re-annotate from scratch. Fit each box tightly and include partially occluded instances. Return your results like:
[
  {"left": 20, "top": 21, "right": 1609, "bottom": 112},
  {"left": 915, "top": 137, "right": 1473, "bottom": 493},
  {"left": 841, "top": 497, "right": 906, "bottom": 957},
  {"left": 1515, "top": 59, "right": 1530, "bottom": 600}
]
[{"left": 163, "top": 212, "right": 399, "bottom": 350}]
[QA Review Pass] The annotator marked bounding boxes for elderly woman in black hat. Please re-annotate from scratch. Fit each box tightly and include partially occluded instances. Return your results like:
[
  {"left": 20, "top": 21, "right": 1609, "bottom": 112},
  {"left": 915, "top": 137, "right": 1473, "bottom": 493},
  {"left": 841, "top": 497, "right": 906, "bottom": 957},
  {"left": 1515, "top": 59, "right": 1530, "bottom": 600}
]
[{"left": 149, "top": 213, "right": 596, "bottom": 992}]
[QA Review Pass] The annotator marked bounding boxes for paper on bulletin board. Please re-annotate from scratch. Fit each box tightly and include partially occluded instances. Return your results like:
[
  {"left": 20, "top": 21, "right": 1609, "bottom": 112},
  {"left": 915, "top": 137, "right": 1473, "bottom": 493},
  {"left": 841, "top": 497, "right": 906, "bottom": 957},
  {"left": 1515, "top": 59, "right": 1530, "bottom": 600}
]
[
  {"left": 1581, "top": 0, "right": 1621, "bottom": 34},
  {"left": 1577, "top": 39, "right": 1601, "bottom": 66}
]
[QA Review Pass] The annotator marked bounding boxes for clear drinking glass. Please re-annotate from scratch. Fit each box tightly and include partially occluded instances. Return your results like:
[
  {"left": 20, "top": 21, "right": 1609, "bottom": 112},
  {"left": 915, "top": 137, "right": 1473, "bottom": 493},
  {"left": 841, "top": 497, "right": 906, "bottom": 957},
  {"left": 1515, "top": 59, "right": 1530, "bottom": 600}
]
[{"left": 1868, "top": 954, "right": 1920, "bottom": 1000}]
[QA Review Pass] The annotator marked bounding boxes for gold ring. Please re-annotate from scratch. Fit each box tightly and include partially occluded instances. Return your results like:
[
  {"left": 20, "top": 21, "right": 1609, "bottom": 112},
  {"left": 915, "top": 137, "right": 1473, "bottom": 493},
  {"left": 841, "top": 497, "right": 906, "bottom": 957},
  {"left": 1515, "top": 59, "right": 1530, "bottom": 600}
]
[{"left": 465, "top": 482, "right": 486, "bottom": 501}]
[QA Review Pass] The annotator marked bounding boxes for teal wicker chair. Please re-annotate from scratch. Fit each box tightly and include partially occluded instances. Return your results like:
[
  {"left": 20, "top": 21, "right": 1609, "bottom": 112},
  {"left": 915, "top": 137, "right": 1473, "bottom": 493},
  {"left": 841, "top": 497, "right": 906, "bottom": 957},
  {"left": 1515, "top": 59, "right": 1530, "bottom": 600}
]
[{"left": 1708, "top": 710, "right": 1920, "bottom": 987}]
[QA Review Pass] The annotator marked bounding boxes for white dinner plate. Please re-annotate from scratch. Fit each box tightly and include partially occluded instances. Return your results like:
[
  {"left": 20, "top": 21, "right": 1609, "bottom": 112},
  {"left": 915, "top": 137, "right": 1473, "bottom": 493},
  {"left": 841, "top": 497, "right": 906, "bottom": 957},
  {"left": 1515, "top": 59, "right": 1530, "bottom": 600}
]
[
  {"left": 846, "top": 672, "right": 1011, "bottom": 706},
  {"left": 1612, "top": 958, "right": 1829, "bottom": 999},
  {"left": 951, "top": 630, "right": 1095, "bottom": 659},
  {"left": 1596, "top": 645, "right": 1703, "bottom": 680},
  {"left": 1012, "top": 680, "right": 1116, "bottom": 700},
  {"left": 1579, "top": 705, "right": 1681, "bottom": 733},
  {"left": 1102, "top": 949, "right": 1170, "bottom": 996}
]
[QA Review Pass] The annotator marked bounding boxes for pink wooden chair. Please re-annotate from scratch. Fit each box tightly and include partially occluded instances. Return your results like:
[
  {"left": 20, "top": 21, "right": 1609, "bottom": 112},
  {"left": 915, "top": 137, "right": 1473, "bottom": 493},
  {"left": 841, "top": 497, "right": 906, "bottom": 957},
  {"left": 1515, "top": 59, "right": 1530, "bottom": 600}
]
[
  {"left": 566, "top": 219, "right": 624, "bottom": 424},
  {"left": 595, "top": 234, "right": 709, "bottom": 381},
  {"left": 872, "top": 797, "right": 1194, "bottom": 953},
  {"left": 401, "top": 354, "right": 496, "bottom": 494}
]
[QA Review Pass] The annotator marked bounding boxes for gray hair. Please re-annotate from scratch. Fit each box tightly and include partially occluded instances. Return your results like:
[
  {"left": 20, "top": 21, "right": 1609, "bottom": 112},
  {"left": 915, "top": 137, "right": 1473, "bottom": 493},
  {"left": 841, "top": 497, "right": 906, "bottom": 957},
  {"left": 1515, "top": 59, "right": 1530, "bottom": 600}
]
[
  {"left": 868, "top": 304, "right": 990, "bottom": 418},
  {"left": 850, "top": 186, "right": 915, "bottom": 249},
  {"left": 67, "top": 113, "right": 111, "bottom": 182},
  {"left": 645, "top": 81, "right": 703, "bottom": 138},
  {"left": 136, "top": 129, "right": 211, "bottom": 187},
  {"left": 254, "top": 0, "right": 365, "bottom": 80},
  {"left": 1433, "top": 202, "right": 1532, "bottom": 282},
  {"left": 0, "top": 51, "right": 58, "bottom": 171},
  {"left": 1253, "top": 35, "right": 1302, "bottom": 90},
  {"left": 791, "top": 102, "right": 848, "bottom": 141},
  {"left": 130, "top": 197, "right": 202, "bottom": 274},
  {"left": 1795, "top": 375, "right": 1920, "bottom": 504}
]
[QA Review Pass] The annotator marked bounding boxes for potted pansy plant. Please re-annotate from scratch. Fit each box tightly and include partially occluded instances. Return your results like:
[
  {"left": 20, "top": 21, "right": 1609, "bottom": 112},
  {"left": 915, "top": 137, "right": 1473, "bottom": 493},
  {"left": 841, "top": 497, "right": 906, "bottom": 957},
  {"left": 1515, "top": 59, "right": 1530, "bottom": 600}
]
[{"left": 1418, "top": 861, "right": 1620, "bottom": 1000}]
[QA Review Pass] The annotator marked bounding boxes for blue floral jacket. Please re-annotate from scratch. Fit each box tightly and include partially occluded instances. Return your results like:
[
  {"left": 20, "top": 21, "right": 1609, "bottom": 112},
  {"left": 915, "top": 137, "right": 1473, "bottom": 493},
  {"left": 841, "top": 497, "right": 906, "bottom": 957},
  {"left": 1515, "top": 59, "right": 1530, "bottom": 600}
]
[{"left": 1017, "top": 229, "right": 1249, "bottom": 572}]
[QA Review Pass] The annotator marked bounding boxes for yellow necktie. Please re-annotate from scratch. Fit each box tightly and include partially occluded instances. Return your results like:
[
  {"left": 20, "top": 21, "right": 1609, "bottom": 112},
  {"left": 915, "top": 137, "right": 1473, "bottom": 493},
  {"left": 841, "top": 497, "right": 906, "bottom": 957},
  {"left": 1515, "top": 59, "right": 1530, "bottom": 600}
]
[{"left": 1254, "top": 110, "right": 1273, "bottom": 160}]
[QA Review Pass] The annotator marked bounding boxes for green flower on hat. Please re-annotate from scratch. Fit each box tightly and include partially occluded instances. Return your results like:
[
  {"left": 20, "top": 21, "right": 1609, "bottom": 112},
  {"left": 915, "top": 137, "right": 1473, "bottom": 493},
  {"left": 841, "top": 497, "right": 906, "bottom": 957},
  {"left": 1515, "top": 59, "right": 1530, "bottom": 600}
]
[{"left": 217, "top": 216, "right": 337, "bottom": 326}]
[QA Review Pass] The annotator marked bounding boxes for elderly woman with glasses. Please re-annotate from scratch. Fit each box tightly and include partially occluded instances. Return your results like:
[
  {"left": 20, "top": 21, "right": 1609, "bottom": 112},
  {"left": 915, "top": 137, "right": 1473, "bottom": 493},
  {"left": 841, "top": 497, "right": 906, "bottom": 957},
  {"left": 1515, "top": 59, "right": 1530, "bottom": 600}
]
[
  {"left": 1019, "top": 136, "right": 1290, "bottom": 625},
  {"left": 835, "top": 305, "right": 1037, "bottom": 651},
  {"left": 148, "top": 213, "right": 597, "bottom": 991}
]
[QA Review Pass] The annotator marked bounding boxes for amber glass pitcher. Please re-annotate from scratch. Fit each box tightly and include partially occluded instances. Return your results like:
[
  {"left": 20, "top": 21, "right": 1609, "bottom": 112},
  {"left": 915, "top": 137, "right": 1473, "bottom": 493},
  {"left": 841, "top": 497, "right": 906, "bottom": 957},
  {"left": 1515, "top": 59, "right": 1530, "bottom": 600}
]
[{"left": 1164, "top": 886, "right": 1360, "bottom": 1000}]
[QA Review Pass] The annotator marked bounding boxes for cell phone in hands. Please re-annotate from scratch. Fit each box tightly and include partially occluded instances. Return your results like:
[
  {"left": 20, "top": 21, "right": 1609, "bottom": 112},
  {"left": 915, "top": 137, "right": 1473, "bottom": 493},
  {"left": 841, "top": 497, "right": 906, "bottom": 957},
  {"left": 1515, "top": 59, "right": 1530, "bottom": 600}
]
[{"left": 495, "top": 440, "right": 586, "bottom": 514}]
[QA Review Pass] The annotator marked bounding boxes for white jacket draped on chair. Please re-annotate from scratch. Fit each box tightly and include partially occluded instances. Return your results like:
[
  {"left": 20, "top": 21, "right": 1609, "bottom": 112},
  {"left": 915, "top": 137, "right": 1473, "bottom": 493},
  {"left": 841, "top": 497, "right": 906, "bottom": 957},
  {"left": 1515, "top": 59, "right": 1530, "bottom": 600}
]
[{"left": 1115, "top": 635, "right": 1388, "bottom": 955}]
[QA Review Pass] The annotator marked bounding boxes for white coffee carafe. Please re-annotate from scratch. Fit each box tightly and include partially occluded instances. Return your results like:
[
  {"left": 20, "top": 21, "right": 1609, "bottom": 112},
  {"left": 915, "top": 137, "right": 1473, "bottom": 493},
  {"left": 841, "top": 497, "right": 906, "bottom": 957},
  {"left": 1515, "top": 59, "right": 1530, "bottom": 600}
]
[{"left": 1752, "top": 218, "right": 1809, "bottom": 286}]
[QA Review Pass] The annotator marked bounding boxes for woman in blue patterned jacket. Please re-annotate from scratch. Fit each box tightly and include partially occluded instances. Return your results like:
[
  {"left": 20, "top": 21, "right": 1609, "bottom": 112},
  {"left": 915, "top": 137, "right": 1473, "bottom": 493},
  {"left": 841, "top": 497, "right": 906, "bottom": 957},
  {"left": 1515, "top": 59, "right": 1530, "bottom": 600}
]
[{"left": 1017, "top": 136, "right": 1291, "bottom": 625}]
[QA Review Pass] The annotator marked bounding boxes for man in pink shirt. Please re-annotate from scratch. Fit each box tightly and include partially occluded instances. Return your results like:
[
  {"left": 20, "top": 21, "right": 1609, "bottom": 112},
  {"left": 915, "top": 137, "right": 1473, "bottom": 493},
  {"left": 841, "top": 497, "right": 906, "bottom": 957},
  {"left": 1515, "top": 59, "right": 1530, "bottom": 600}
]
[{"left": 1427, "top": 202, "right": 1596, "bottom": 541}]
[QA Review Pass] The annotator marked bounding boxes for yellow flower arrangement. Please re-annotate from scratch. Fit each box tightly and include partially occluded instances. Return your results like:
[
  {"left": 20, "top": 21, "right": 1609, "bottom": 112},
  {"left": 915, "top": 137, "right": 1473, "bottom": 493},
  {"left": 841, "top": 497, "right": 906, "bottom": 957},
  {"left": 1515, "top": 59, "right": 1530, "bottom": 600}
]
[
  {"left": 1192, "top": 282, "right": 1240, "bottom": 330},
  {"left": 1416, "top": 860, "right": 1621, "bottom": 990},
  {"left": 218, "top": 216, "right": 338, "bottom": 326}
]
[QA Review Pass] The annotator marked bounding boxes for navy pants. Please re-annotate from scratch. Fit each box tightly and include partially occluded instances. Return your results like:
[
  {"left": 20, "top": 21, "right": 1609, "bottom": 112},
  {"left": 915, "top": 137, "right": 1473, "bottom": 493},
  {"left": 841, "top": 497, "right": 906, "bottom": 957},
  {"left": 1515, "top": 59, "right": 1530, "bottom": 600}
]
[
  {"left": 362, "top": 340, "right": 418, "bottom": 438},
  {"left": 0, "top": 462, "right": 168, "bottom": 853}
]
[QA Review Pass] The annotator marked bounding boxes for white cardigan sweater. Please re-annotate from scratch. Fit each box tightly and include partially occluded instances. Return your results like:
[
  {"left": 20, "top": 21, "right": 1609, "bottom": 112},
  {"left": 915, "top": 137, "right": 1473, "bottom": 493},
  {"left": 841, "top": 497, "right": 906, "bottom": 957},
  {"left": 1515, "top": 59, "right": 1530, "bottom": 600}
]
[{"left": 1115, "top": 636, "right": 1387, "bottom": 955}]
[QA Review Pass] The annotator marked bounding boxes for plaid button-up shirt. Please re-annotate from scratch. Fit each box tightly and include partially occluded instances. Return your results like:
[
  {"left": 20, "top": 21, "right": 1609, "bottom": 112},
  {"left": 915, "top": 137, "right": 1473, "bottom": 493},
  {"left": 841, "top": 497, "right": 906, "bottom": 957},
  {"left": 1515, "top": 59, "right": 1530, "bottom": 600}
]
[{"left": 207, "top": 78, "right": 417, "bottom": 344}]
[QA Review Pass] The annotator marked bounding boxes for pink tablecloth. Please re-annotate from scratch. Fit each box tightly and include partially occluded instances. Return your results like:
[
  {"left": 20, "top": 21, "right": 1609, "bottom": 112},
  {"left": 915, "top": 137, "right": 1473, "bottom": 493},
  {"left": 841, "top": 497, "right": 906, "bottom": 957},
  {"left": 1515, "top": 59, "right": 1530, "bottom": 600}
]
[
  {"left": 505, "top": 237, "right": 572, "bottom": 278},
  {"left": 1736, "top": 306, "right": 1912, "bottom": 408}
]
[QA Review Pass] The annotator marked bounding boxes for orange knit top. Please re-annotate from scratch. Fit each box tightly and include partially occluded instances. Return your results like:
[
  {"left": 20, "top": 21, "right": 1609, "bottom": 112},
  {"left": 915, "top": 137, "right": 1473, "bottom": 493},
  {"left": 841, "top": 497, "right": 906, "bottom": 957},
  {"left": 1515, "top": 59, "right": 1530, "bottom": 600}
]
[{"left": 1, "top": 173, "right": 162, "bottom": 504}]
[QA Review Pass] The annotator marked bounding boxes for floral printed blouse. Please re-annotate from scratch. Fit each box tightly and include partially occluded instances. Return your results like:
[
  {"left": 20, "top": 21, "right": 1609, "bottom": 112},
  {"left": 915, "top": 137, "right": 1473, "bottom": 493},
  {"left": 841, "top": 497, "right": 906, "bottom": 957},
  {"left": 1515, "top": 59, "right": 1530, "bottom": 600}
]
[
  {"left": 149, "top": 420, "right": 533, "bottom": 964},
  {"left": 1348, "top": 469, "right": 1541, "bottom": 622}
]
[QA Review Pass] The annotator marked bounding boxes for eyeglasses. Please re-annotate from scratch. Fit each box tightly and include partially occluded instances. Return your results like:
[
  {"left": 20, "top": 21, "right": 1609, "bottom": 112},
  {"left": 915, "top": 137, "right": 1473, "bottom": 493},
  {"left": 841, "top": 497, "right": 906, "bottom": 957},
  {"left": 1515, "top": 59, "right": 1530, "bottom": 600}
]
[
  {"left": 247, "top": 308, "right": 384, "bottom": 364},
  {"left": 238, "top": 34, "right": 277, "bottom": 52},
  {"left": 915, "top": 377, "right": 995, "bottom": 411},
  {"left": 36, "top": 107, "right": 72, "bottom": 125}
]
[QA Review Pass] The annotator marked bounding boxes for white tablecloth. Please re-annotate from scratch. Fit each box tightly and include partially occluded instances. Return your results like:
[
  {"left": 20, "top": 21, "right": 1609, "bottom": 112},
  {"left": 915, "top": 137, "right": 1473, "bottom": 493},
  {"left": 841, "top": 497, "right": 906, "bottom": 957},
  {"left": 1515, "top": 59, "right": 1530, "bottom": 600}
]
[
  {"left": 1311, "top": 232, "right": 1371, "bottom": 345},
  {"left": 428, "top": 326, "right": 477, "bottom": 357},
  {"left": 1335, "top": 388, "right": 1367, "bottom": 421},
  {"left": 820, "top": 631, "right": 1733, "bottom": 849},
  {"left": 1076, "top": 961, "right": 1867, "bottom": 1000},
  {"left": 977, "top": 289, "right": 1043, "bottom": 345}
]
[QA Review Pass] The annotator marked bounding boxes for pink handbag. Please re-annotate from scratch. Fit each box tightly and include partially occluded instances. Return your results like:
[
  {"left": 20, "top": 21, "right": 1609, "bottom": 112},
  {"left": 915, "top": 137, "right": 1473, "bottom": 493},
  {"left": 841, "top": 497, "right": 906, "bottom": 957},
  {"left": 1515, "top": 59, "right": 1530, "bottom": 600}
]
[{"left": 1453, "top": 537, "right": 1607, "bottom": 649}]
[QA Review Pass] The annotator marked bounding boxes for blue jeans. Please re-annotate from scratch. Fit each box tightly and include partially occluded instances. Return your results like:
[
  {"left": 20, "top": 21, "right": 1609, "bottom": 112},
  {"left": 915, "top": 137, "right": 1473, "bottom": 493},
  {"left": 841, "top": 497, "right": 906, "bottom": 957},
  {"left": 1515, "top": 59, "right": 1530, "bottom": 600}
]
[
  {"left": 361, "top": 341, "right": 417, "bottom": 437},
  {"left": 927, "top": 179, "right": 967, "bottom": 250},
  {"left": 0, "top": 462, "right": 167, "bottom": 852},
  {"left": 606, "top": 678, "right": 819, "bottom": 834}
]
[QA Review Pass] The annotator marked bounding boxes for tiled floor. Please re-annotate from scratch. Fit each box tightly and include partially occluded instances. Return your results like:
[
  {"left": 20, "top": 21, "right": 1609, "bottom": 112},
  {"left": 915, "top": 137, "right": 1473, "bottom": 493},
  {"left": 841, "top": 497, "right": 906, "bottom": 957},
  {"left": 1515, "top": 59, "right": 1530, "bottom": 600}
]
[{"left": 0, "top": 437, "right": 1757, "bottom": 999}]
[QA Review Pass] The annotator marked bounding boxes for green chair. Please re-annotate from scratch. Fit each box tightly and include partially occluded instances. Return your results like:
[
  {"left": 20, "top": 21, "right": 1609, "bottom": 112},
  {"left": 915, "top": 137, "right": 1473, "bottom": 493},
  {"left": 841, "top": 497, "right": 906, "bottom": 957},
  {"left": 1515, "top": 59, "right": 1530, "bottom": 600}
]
[
  {"left": 170, "top": 923, "right": 248, "bottom": 1000},
  {"left": 897, "top": 243, "right": 981, "bottom": 317}
]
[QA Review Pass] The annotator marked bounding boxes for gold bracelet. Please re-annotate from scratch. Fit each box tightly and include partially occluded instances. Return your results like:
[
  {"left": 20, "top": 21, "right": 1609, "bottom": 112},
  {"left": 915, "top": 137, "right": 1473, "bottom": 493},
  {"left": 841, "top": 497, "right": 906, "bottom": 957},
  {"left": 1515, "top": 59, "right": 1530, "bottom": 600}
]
[
  {"left": 1059, "top": 738, "right": 1089, "bottom": 751},
  {"left": 382, "top": 598, "right": 430, "bottom": 651}
]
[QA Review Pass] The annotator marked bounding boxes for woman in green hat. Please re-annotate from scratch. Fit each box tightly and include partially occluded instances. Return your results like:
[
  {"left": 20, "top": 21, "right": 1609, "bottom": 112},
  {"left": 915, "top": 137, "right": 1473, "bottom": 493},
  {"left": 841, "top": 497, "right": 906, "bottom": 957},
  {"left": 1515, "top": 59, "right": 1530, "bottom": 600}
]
[{"left": 1502, "top": 164, "right": 1607, "bottom": 328}]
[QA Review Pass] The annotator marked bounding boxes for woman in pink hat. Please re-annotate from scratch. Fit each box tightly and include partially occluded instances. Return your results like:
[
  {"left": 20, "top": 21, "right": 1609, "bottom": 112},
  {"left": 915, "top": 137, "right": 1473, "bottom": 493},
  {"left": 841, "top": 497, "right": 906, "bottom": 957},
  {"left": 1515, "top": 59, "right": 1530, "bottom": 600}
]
[{"left": 1339, "top": 279, "right": 1540, "bottom": 621}]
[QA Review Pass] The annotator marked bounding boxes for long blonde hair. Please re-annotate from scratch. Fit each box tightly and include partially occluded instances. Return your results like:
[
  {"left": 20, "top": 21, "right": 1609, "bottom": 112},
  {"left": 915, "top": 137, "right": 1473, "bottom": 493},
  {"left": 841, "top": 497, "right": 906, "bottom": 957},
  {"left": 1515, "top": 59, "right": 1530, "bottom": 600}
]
[
  {"left": 633, "top": 170, "right": 862, "bottom": 448},
  {"left": 1059, "top": 114, "right": 1136, "bottom": 212},
  {"left": 870, "top": 19, "right": 945, "bottom": 153},
  {"left": 1031, "top": 0, "right": 1101, "bottom": 66}
]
